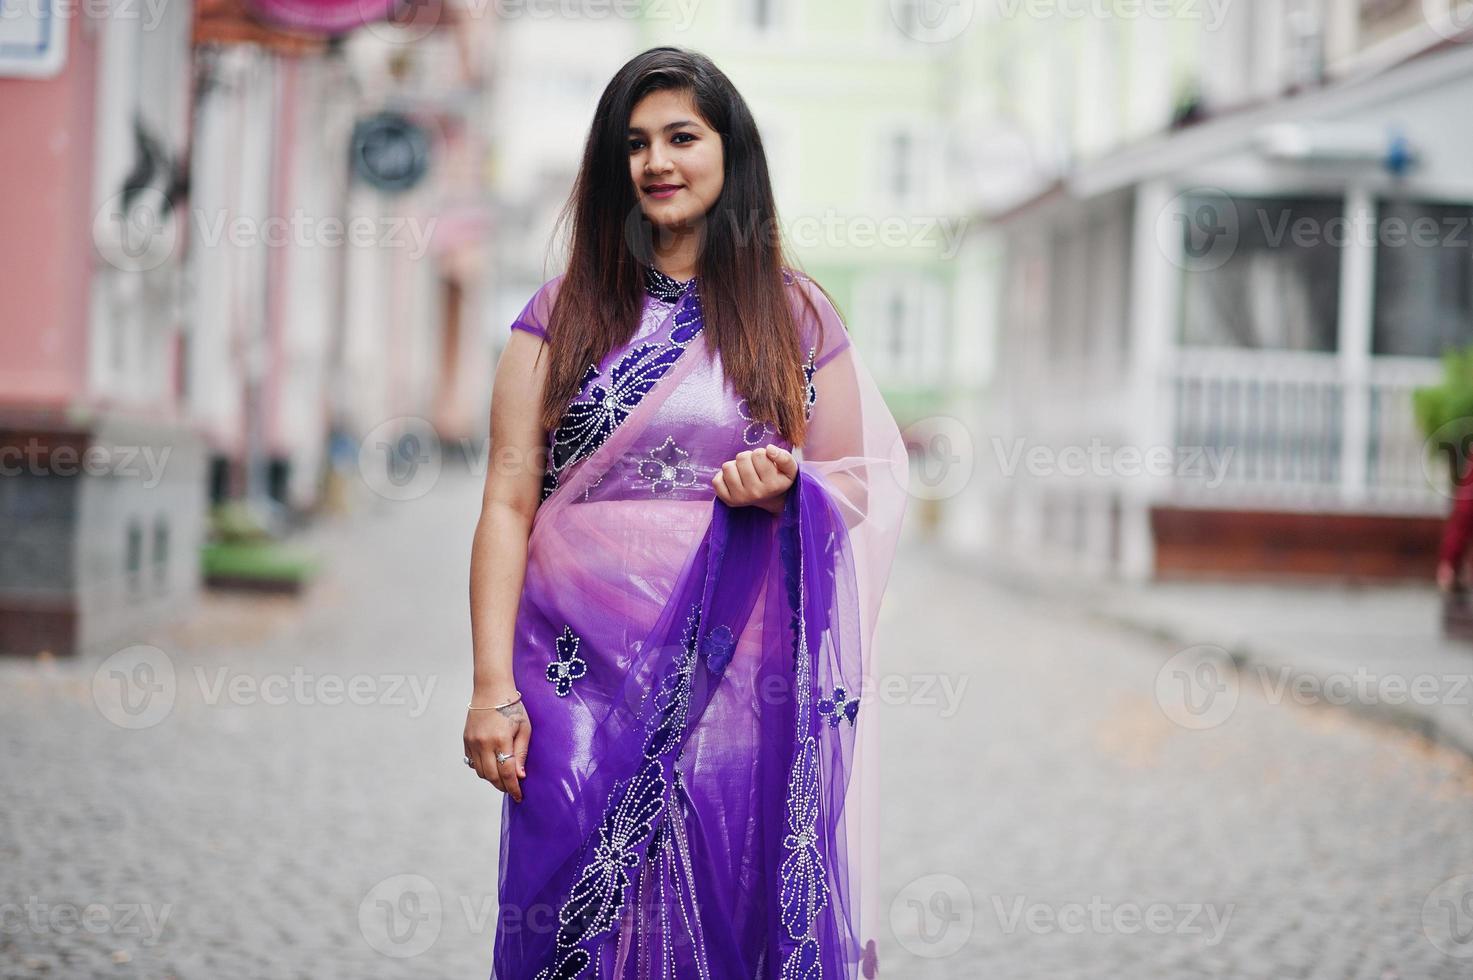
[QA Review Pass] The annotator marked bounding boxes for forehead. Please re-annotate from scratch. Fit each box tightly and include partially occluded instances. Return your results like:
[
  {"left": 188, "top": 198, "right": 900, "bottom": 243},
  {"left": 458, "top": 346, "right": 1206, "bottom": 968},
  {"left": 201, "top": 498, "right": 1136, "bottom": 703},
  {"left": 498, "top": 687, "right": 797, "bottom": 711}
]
[{"left": 628, "top": 88, "right": 707, "bottom": 129}]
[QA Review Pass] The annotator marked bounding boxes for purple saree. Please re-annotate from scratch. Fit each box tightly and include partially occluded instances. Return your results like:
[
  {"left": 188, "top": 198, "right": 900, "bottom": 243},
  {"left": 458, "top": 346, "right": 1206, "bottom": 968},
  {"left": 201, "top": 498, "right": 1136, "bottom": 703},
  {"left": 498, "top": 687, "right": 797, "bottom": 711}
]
[{"left": 493, "top": 269, "right": 908, "bottom": 979}]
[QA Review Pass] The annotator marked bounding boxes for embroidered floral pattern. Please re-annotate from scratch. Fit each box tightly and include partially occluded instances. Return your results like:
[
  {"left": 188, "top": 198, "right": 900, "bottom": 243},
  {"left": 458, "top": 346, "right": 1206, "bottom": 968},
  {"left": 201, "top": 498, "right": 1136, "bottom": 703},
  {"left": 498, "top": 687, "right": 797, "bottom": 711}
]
[
  {"left": 736, "top": 396, "right": 775, "bottom": 446},
  {"left": 540, "top": 286, "right": 705, "bottom": 503},
  {"left": 702, "top": 624, "right": 735, "bottom": 675},
  {"left": 643, "top": 264, "right": 691, "bottom": 304},
  {"left": 777, "top": 503, "right": 836, "bottom": 975},
  {"left": 537, "top": 606, "right": 704, "bottom": 977},
  {"left": 631, "top": 435, "right": 699, "bottom": 496},
  {"left": 546, "top": 625, "right": 588, "bottom": 696},
  {"left": 802, "top": 345, "right": 818, "bottom": 423},
  {"left": 817, "top": 685, "right": 860, "bottom": 729}
]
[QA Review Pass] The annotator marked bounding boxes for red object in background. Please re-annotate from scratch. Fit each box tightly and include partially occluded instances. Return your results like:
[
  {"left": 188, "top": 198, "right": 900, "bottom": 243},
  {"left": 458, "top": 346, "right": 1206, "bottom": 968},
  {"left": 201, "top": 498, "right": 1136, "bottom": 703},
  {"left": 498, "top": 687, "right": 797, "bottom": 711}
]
[
  {"left": 1438, "top": 458, "right": 1473, "bottom": 569},
  {"left": 244, "top": 0, "right": 422, "bottom": 34},
  {"left": 193, "top": 0, "right": 328, "bottom": 53}
]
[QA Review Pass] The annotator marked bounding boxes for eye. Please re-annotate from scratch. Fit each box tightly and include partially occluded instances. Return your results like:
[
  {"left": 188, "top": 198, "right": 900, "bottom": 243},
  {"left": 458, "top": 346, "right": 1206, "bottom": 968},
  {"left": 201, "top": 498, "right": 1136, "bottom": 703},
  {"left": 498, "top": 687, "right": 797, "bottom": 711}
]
[
  {"left": 628, "top": 137, "right": 646, "bottom": 152},
  {"left": 672, "top": 132, "right": 695, "bottom": 145}
]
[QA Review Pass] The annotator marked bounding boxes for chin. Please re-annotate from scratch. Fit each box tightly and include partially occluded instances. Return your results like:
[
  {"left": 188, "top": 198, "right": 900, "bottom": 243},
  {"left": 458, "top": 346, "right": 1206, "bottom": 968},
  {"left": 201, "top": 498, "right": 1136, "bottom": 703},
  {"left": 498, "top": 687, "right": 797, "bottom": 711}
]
[{"left": 644, "top": 207, "right": 698, "bottom": 230}]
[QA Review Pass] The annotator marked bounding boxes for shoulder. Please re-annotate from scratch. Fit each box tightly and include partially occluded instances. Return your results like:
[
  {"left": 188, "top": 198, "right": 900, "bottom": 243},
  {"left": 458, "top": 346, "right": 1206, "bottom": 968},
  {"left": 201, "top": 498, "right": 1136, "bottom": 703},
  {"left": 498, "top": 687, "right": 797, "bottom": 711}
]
[
  {"left": 530, "top": 272, "right": 567, "bottom": 313},
  {"left": 511, "top": 273, "right": 568, "bottom": 339},
  {"left": 780, "top": 268, "right": 851, "bottom": 366}
]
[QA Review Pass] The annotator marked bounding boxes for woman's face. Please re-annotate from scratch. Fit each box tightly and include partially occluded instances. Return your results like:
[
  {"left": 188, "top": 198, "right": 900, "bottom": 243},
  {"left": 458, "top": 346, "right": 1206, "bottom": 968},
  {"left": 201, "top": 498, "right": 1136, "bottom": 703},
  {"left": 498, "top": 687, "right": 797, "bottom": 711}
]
[{"left": 628, "top": 88, "right": 724, "bottom": 230}]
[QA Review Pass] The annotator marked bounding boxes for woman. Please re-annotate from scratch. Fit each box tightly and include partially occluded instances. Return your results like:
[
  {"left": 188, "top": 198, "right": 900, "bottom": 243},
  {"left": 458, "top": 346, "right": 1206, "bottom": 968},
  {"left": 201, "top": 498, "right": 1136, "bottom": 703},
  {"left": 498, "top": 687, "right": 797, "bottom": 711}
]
[{"left": 466, "top": 46, "right": 908, "bottom": 979}]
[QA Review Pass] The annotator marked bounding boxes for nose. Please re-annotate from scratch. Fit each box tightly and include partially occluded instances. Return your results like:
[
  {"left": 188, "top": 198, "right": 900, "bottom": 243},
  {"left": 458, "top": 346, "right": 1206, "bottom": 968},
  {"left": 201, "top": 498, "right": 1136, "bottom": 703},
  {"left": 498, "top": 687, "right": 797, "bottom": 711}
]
[{"left": 645, "top": 143, "right": 672, "bottom": 175}]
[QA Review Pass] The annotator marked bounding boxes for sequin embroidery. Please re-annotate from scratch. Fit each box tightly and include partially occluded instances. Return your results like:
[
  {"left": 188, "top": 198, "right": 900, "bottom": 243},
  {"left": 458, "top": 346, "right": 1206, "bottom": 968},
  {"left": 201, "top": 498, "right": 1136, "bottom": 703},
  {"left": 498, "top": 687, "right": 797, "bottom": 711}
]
[
  {"left": 536, "top": 606, "right": 703, "bottom": 977},
  {"left": 631, "top": 435, "right": 699, "bottom": 496},
  {"left": 546, "top": 625, "right": 589, "bottom": 696},
  {"left": 540, "top": 285, "right": 705, "bottom": 503},
  {"left": 817, "top": 685, "right": 860, "bottom": 729}
]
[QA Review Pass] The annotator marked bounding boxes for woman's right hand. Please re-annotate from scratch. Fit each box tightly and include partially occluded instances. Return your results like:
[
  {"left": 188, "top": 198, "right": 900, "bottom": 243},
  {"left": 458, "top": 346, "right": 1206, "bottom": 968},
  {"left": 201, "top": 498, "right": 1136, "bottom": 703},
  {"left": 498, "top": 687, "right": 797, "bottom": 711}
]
[{"left": 464, "top": 698, "right": 531, "bottom": 803}]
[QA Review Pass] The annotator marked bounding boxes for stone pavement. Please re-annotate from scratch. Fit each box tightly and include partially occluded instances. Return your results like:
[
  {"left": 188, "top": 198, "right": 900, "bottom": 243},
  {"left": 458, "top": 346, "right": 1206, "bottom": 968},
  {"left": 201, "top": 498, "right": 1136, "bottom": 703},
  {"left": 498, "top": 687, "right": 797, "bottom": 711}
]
[
  {"left": 955, "top": 553, "right": 1473, "bottom": 761},
  {"left": 2, "top": 464, "right": 1473, "bottom": 978}
]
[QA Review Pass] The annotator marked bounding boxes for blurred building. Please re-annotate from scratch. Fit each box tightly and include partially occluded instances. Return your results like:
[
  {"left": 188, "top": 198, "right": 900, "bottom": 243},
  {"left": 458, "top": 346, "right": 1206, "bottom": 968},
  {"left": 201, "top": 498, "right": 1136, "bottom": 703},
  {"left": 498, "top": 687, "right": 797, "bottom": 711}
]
[
  {"left": 0, "top": 0, "right": 494, "bottom": 656},
  {"left": 483, "top": 12, "right": 640, "bottom": 369},
  {"left": 970, "top": 1, "right": 1473, "bottom": 581},
  {"left": 191, "top": 0, "right": 495, "bottom": 511},
  {"left": 0, "top": 0, "right": 205, "bottom": 658}
]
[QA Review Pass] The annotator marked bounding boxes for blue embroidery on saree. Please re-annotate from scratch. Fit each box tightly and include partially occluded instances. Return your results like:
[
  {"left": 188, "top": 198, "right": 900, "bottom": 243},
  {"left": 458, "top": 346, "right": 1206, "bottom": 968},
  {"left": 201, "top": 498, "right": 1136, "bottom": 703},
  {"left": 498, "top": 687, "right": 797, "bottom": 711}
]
[
  {"left": 540, "top": 285, "right": 705, "bottom": 502},
  {"left": 702, "top": 624, "right": 735, "bottom": 675},
  {"left": 776, "top": 495, "right": 835, "bottom": 974},
  {"left": 802, "top": 345, "right": 818, "bottom": 423},
  {"left": 536, "top": 605, "right": 703, "bottom": 978},
  {"left": 631, "top": 435, "right": 699, "bottom": 496},
  {"left": 817, "top": 684, "right": 860, "bottom": 729},
  {"left": 546, "top": 625, "right": 589, "bottom": 697},
  {"left": 737, "top": 396, "right": 775, "bottom": 446}
]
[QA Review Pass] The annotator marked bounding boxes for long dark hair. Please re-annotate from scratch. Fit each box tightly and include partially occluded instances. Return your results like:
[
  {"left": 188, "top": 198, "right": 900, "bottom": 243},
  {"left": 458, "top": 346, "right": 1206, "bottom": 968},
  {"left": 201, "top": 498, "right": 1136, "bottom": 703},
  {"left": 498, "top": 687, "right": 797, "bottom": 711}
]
[{"left": 537, "top": 45, "right": 836, "bottom": 447}]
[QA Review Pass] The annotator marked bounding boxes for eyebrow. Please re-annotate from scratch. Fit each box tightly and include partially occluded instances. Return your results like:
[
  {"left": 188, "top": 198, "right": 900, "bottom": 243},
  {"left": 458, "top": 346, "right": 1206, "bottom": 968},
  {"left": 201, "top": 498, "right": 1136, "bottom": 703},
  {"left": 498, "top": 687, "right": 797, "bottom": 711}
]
[{"left": 627, "top": 119, "right": 702, "bottom": 135}]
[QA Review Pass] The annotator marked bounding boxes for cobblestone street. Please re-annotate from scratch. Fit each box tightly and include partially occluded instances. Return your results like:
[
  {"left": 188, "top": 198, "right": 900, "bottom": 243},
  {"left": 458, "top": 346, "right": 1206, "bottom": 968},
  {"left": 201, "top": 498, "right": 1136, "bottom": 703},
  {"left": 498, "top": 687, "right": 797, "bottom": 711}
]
[{"left": 4, "top": 466, "right": 1473, "bottom": 979}]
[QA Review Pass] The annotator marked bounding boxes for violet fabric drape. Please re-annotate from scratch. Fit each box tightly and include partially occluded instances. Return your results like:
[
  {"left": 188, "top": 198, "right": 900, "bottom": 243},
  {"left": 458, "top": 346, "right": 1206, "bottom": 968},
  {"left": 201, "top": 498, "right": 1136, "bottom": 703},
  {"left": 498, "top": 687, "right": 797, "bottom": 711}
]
[{"left": 493, "top": 272, "right": 908, "bottom": 979}]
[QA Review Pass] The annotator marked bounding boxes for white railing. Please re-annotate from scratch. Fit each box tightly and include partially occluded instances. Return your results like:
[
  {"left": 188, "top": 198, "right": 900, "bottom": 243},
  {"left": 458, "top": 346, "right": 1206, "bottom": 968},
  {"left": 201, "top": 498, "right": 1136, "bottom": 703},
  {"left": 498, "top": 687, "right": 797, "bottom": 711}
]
[{"left": 1164, "top": 349, "right": 1446, "bottom": 514}]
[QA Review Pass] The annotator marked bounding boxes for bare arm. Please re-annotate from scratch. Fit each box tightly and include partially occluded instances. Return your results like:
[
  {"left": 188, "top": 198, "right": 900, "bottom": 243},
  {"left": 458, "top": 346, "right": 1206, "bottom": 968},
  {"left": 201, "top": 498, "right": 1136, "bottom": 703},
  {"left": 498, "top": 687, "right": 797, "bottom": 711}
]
[{"left": 465, "top": 329, "right": 550, "bottom": 803}]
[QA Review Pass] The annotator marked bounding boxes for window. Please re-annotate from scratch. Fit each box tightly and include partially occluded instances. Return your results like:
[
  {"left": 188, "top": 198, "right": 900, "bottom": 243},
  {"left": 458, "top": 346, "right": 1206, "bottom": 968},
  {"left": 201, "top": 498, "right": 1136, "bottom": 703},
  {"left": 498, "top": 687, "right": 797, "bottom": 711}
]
[
  {"left": 153, "top": 515, "right": 170, "bottom": 591},
  {"left": 858, "top": 274, "right": 946, "bottom": 385},
  {"left": 125, "top": 518, "right": 144, "bottom": 597},
  {"left": 1371, "top": 199, "right": 1473, "bottom": 358},
  {"left": 888, "top": 132, "right": 913, "bottom": 202},
  {"left": 740, "top": 0, "right": 777, "bottom": 30},
  {"left": 1179, "top": 194, "right": 1342, "bottom": 351}
]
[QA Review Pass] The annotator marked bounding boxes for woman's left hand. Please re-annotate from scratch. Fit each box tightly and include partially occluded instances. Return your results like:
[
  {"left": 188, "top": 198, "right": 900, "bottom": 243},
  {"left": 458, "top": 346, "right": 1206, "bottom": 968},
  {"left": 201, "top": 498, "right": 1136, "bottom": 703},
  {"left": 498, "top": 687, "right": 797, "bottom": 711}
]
[{"left": 712, "top": 445, "right": 798, "bottom": 515}]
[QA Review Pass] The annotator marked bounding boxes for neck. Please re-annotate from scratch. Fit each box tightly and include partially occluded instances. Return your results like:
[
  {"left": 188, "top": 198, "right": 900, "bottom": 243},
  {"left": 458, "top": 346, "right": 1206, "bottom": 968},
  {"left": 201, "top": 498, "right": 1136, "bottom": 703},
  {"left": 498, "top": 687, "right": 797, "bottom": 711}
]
[{"left": 650, "top": 223, "right": 702, "bottom": 281}]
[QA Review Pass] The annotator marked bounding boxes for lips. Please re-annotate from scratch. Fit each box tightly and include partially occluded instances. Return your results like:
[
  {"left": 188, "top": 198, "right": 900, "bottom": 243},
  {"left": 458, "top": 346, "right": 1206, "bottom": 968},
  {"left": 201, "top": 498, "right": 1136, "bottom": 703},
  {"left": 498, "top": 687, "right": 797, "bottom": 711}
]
[{"left": 645, "top": 184, "right": 682, "bottom": 194}]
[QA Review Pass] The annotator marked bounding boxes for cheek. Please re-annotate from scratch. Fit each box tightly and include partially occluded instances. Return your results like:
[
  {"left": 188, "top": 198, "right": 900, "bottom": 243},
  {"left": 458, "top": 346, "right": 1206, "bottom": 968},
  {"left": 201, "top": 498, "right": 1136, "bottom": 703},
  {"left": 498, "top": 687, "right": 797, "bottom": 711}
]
[{"left": 692, "top": 151, "right": 723, "bottom": 193}]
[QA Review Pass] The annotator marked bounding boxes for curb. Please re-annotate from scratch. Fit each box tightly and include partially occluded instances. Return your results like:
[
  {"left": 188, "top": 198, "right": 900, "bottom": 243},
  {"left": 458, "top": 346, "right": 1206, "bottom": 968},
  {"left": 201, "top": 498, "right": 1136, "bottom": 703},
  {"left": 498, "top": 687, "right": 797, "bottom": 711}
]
[{"left": 934, "top": 547, "right": 1473, "bottom": 763}]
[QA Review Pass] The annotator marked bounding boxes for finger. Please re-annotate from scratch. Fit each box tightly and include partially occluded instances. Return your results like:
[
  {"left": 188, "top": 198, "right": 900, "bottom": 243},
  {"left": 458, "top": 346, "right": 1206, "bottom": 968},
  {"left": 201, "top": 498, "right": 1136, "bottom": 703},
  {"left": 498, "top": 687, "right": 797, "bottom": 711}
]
[
  {"left": 499, "top": 745, "right": 522, "bottom": 802},
  {"left": 475, "top": 747, "right": 504, "bottom": 792},
  {"left": 748, "top": 449, "right": 779, "bottom": 483},
  {"left": 711, "top": 470, "right": 731, "bottom": 504},
  {"left": 765, "top": 444, "right": 799, "bottom": 478},
  {"left": 734, "top": 452, "right": 763, "bottom": 493},
  {"left": 513, "top": 724, "right": 531, "bottom": 780},
  {"left": 721, "top": 459, "right": 746, "bottom": 496}
]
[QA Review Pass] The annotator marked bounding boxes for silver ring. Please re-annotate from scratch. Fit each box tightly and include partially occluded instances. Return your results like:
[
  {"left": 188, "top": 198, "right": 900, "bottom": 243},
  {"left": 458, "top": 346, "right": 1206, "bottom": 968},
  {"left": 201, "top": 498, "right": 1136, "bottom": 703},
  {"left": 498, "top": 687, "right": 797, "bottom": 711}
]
[
  {"left": 463, "top": 756, "right": 474, "bottom": 768},
  {"left": 495, "top": 751, "right": 513, "bottom": 764}
]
